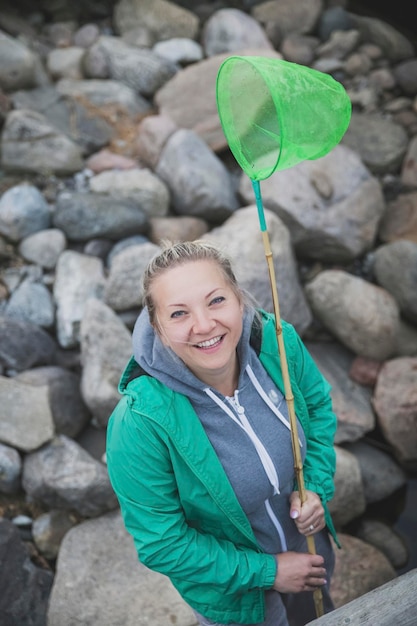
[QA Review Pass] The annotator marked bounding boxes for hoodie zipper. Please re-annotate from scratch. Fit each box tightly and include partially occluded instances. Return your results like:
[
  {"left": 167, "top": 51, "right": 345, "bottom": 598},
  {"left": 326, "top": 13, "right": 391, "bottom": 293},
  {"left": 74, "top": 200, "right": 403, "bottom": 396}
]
[{"left": 204, "top": 386, "right": 288, "bottom": 552}]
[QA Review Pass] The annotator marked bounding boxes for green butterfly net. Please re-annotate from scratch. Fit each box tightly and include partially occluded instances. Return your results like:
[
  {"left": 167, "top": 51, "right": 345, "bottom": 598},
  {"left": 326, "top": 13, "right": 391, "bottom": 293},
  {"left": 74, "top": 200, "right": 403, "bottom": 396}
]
[
  {"left": 216, "top": 61, "right": 351, "bottom": 619},
  {"left": 216, "top": 56, "right": 352, "bottom": 182}
]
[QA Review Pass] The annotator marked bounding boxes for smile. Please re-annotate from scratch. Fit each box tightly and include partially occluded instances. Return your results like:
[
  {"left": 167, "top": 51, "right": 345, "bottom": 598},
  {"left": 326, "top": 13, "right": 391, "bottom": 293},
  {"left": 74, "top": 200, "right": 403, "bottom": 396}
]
[{"left": 195, "top": 335, "right": 223, "bottom": 349}]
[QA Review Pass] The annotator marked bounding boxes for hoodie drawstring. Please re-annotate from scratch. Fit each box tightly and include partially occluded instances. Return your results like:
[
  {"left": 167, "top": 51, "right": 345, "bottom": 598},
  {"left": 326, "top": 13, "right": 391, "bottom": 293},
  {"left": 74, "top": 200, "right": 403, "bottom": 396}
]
[{"left": 246, "top": 364, "right": 303, "bottom": 448}]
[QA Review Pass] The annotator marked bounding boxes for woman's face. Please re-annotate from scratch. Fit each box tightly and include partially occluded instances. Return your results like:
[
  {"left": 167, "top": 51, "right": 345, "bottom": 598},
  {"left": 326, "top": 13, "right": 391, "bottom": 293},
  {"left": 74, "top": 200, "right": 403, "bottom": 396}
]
[{"left": 152, "top": 259, "right": 243, "bottom": 387}]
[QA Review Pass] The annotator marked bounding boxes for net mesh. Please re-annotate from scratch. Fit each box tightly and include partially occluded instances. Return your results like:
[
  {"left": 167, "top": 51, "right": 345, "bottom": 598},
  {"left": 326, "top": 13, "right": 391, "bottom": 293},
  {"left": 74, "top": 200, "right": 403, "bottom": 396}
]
[{"left": 216, "top": 56, "right": 352, "bottom": 181}]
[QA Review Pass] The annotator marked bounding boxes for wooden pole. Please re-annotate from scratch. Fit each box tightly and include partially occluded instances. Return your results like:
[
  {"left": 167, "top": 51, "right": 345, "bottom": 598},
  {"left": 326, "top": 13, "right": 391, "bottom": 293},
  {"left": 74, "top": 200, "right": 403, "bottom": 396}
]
[{"left": 253, "top": 180, "right": 324, "bottom": 618}]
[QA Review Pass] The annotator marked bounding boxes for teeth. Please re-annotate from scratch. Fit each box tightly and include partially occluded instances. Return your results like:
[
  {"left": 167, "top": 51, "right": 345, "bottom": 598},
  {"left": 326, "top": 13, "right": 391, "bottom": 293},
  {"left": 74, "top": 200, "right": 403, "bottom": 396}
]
[{"left": 196, "top": 336, "right": 222, "bottom": 348}]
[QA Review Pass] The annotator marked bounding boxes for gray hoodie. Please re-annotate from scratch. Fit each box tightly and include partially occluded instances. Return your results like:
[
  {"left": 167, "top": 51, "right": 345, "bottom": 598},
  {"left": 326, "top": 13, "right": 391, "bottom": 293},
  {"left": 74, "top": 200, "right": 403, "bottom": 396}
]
[{"left": 132, "top": 307, "right": 306, "bottom": 554}]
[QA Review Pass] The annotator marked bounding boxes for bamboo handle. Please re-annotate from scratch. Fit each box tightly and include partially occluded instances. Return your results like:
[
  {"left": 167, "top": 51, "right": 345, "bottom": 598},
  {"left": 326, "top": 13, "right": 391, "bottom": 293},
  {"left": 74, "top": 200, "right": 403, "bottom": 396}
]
[{"left": 261, "top": 231, "right": 324, "bottom": 618}]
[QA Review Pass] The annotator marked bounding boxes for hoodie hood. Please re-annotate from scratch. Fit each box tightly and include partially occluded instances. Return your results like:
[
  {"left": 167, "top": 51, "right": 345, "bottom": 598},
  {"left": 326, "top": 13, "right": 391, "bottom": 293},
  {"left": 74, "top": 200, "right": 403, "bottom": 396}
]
[{"left": 132, "top": 306, "right": 256, "bottom": 402}]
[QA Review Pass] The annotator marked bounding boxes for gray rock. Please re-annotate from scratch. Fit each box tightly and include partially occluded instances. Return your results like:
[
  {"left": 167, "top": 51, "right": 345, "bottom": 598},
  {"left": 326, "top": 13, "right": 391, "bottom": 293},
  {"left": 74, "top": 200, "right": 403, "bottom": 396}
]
[
  {"left": 22, "top": 435, "right": 118, "bottom": 517},
  {"left": 379, "top": 190, "right": 417, "bottom": 242},
  {"left": 135, "top": 114, "right": 178, "bottom": 170},
  {"left": 107, "top": 234, "right": 150, "bottom": 266},
  {"left": 0, "top": 184, "right": 51, "bottom": 243},
  {"left": 316, "top": 28, "right": 360, "bottom": 60},
  {"left": 15, "top": 366, "right": 91, "bottom": 439},
  {"left": 280, "top": 33, "right": 319, "bottom": 66},
  {"left": 53, "top": 191, "right": 149, "bottom": 241},
  {"left": 46, "top": 46, "right": 85, "bottom": 81},
  {"left": 344, "top": 440, "right": 407, "bottom": 503},
  {"left": 0, "top": 316, "right": 57, "bottom": 373},
  {"left": 0, "top": 31, "right": 37, "bottom": 92},
  {"left": 344, "top": 49, "right": 373, "bottom": 77},
  {"left": 153, "top": 37, "right": 203, "bottom": 66},
  {"left": 56, "top": 77, "right": 152, "bottom": 116},
  {"left": 373, "top": 357, "right": 417, "bottom": 469},
  {"left": 47, "top": 510, "right": 196, "bottom": 626},
  {"left": 394, "top": 318, "right": 417, "bottom": 357},
  {"left": 2, "top": 262, "right": 44, "bottom": 293},
  {"left": 81, "top": 35, "right": 111, "bottom": 79},
  {"left": 373, "top": 240, "right": 417, "bottom": 323},
  {"left": 53, "top": 250, "right": 106, "bottom": 349},
  {"left": 18, "top": 228, "right": 67, "bottom": 270},
  {"left": 73, "top": 23, "right": 100, "bottom": 48},
  {"left": 202, "top": 8, "right": 273, "bottom": 57},
  {"left": 84, "top": 237, "right": 114, "bottom": 261},
  {"left": 0, "top": 375, "right": 54, "bottom": 452},
  {"left": 149, "top": 215, "right": 209, "bottom": 245},
  {"left": 354, "top": 519, "right": 409, "bottom": 569},
  {"left": 5, "top": 279, "right": 55, "bottom": 329},
  {"left": 342, "top": 112, "right": 409, "bottom": 175},
  {"left": 0, "top": 442, "right": 22, "bottom": 494},
  {"left": 330, "top": 446, "right": 366, "bottom": 528},
  {"left": 104, "top": 242, "right": 160, "bottom": 311},
  {"left": 0, "top": 519, "right": 54, "bottom": 626},
  {"left": 305, "top": 270, "right": 400, "bottom": 360},
  {"left": 306, "top": 341, "right": 375, "bottom": 444},
  {"left": 156, "top": 128, "right": 239, "bottom": 222},
  {"left": 252, "top": 0, "right": 323, "bottom": 41},
  {"left": 120, "top": 25, "right": 155, "bottom": 48},
  {"left": 113, "top": 0, "right": 199, "bottom": 41},
  {"left": 89, "top": 168, "right": 170, "bottom": 217},
  {"left": 1, "top": 109, "right": 84, "bottom": 175},
  {"left": 80, "top": 298, "right": 133, "bottom": 427},
  {"left": 312, "top": 57, "right": 345, "bottom": 74},
  {"left": 10, "top": 84, "right": 114, "bottom": 155},
  {"left": 84, "top": 36, "right": 177, "bottom": 97}
]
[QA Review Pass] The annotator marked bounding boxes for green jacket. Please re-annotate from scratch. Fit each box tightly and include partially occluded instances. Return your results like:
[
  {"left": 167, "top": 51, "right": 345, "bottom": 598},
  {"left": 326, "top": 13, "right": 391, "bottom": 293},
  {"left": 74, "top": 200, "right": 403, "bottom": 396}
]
[{"left": 106, "top": 311, "right": 338, "bottom": 625}]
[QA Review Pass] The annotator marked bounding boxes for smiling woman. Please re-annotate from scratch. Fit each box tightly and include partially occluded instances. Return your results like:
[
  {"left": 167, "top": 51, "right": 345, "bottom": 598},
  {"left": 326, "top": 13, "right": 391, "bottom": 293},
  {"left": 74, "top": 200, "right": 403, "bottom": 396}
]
[
  {"left": 148, "top": 259, "right": 244, "bottom": 396},
  {"left": 106, "top": 240, "right": 339, "bottom": 626}
]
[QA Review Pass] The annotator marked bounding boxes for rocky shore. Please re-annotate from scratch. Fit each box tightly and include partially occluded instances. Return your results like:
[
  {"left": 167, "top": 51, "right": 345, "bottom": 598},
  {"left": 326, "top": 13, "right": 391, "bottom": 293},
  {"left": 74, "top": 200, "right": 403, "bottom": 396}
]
[{"left": 0, "top": 0, "right": 416, "bottom": 624}]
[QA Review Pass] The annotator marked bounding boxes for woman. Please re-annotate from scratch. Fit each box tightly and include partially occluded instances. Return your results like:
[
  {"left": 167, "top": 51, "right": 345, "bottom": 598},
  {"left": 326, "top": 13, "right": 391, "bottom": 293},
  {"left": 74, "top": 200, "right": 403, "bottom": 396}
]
[{"left": 106, "top": 240, "right": 338, "bottom": 626}]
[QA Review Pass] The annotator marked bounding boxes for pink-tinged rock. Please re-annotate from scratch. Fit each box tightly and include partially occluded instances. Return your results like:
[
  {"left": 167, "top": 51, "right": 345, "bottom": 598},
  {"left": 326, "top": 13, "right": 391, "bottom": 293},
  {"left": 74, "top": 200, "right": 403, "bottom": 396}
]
[
  {"left": 372, "top": 357, "right": 417, "bottom": 469},
  {"left": 86, "top": 149, "right": 138, "bottom": 173},
  {"left": 349, "top": 356, "right": 384, "bottom": 387}
]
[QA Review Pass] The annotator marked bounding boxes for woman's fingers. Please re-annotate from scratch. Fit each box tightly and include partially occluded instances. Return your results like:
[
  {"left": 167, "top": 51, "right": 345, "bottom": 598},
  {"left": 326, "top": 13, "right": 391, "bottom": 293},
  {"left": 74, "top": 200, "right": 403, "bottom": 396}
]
[
  {"left": 294, "top": 513, "right": 325, "bottom": 536},
  {"left": 290, "top": 490, "right": 325, "bottom": 536},
  {"left": 300, "top": 518, "right": 325, "bottom": 535},
  {"left": 273, "top": 552, "right": 327, "bottom": 594},
  {"left": 304, "top": 577, "right": 327, "bottom": 591}
]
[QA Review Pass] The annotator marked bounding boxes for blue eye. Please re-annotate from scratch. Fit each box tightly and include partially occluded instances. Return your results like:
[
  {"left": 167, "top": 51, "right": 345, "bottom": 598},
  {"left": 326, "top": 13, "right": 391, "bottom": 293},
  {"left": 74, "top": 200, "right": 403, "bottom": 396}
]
[
  {"left": 210, "top": 296, "right": 225, "bottom": 305},
  {"left": 170, "top": 310, "right": 186, "bottom": 319}
]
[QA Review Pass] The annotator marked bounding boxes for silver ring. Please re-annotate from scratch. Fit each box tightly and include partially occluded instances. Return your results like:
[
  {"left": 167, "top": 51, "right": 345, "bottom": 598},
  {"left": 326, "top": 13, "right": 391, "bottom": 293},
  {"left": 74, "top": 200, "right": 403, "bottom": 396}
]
[{"left": 308, "top": 524, "right": 315, "bottom": 532}]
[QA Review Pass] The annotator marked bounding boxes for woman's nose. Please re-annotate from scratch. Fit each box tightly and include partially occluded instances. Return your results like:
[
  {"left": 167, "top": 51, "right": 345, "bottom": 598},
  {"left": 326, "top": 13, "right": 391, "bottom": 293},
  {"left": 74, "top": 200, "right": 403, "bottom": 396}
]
[{"left": 192, "top": 310, "right": 215, "bottom": 334}]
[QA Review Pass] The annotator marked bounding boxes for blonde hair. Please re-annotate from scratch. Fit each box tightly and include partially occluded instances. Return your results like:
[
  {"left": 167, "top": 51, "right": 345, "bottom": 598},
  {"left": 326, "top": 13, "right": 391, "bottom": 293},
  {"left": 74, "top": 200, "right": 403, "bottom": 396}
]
[{"left": 143, "top": 240, "right": 252, "bottom": 325}]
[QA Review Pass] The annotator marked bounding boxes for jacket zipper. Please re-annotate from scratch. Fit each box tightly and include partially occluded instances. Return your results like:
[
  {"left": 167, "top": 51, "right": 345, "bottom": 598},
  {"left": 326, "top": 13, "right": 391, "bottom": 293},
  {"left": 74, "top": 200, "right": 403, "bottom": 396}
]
[{"left": 205, "top": 387, "right": 288, "bottom": 552}]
